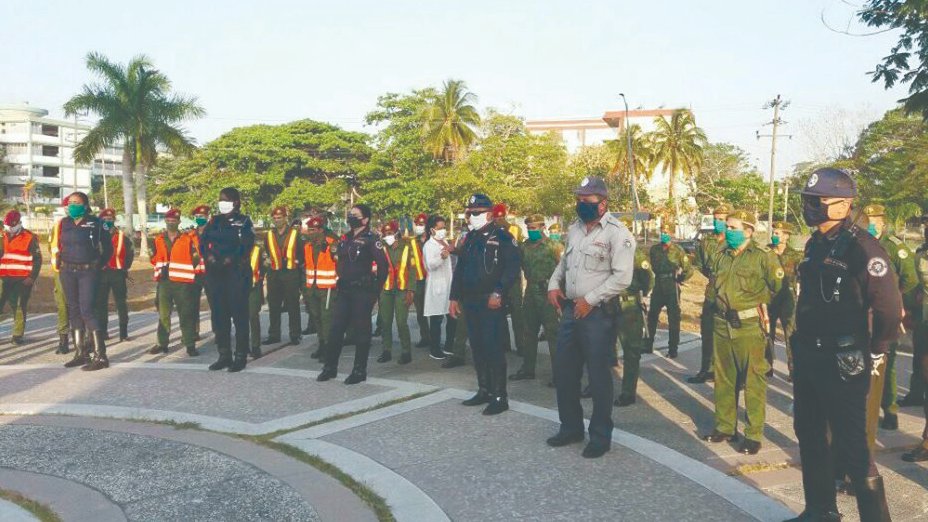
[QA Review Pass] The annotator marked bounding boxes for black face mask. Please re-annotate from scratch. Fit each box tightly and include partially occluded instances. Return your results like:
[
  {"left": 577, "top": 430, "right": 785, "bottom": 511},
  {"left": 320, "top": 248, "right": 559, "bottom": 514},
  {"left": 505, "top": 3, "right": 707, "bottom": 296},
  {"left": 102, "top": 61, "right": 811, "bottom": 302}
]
[
  {"left": 347, "top": 215, "right": 364, "bottom": 229},
  {"left": 802, "top": 196, "right": 830, "bottom": 227},
  {"left": 576, "top": 201, "right": 601, "bottom": 223}
]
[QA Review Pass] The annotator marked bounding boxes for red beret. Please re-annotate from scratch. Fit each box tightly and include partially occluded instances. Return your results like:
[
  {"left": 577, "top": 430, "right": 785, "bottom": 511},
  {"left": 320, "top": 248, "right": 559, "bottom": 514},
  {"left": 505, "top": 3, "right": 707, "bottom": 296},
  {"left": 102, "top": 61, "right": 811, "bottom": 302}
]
[
  {"left": 61, "top": 197, "right": 69, "bottom": 207},
  {"left": 271, "top": 206, "right": 288, "bottom": 217},
  {"left": 492, "top": 203, "right": 508, "bottom": 218},
  {"left": 99, "top": 208, "right": 116, "bottom": 219},
  {"left": 164, "top": 208, "right": 181, "bottom": 220},
  {"left": 414, "top": 213, "right": 428, "bottom": 225},
  {"left": 4, "top": 210, "right": 21, "bottom": 226},
  {"left": 192, "top": 204, "right": 211, "bottom": 216},
  {"left": 381, "top": 220, "right": 399, "bottom": 234},
  {"left": 307, "top": 216, "right": 324, "bottom": 228}
]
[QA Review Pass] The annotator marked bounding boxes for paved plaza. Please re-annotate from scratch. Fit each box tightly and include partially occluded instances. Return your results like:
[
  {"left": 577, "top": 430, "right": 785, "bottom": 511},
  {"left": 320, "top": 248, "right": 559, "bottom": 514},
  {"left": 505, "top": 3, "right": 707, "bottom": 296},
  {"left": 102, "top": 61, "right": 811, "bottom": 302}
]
[{"left": 0, "top": 311, "right": 925, "bottom": 521}]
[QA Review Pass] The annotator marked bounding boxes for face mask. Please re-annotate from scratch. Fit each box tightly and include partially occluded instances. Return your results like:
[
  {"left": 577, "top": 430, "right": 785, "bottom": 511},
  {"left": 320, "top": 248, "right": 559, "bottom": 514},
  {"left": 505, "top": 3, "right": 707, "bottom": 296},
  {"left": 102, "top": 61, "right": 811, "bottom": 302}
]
[
  {"left": 68, "top": 203, "right": 86, "bottom": 219},
  {"left": 218, "top": 201, "right": 234, "bottom": 215},
  {"left": 433, "top": 229, "right": 447, "bottom": 241},
  {"left": 868, "top": 223, "right": 879, "bottom": 237},
  {"left": 195, "top": 216, "right": 208, "bottom": 227},
  {"left": 771, "top": 235, "right": 780, "bottom": 246},
  {"left": 414, "top": 225, "right": 426, "bottom": 236},
  {"left": 725, "top": 229, "right": 746, "bottom": 250},
  {"left": 660, "top": 233, "right": 671, "bottom": 244},
  {"left": 802, "top": 196, "right": 834, "bottom": 227},
  {"left": 576, "top": 201, "right": 601, "bottom": 223},
  {"left": 384, "top": 235, "right": 396, "bottom": 246},
  {"left": 469, "top": 213, "right": 489, "bottom": 230},
  {"left": 8, "top": 223, "right": 22, "bottom": 235},
  {"left": 528, "top": 230, "right": 543, "bottom": 241},
  {"left": 347, "top": 215, "right": 364, "bottom": 229},
  {"left": 102, "top": 221, "right": 114, "bottom": 231},
  {"left": 550, "top": 233, "right": 561, "bottom": 241},
  {"left": 166, "top": 222, "right": 179, "bottom": 232},
  {"left": 713, "top": 219, "right": 726, "bottom": 235}
]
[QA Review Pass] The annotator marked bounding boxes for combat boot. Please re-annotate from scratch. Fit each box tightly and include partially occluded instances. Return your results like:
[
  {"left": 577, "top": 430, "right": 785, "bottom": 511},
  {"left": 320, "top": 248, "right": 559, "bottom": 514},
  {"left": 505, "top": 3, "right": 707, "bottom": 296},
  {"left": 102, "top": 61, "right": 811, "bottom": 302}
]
[
  {"left": 64, "top": 329, "right": 88, "bottom": 368},
  {"left": 228, "top": 353, "right": 247, "bottom": 373},
  {"left": 345, "top": 354, "right": 368, "bottom": 384},
  {"left": 879, "top": 413, "right": 898, "bottom": 430},
  {"left": 853, "top": 476, "right": 891, "bottom": 522},
  {"left": 55, "top": 333, "right": 70, "bottom": 355},
  {"left": 119, "top": 322, "right": 129, "bottom": 342},
  {"left": 209, "top": 352, "right": 232, "bottom": 371},
  {"left": 687, "top": 370, "right": 714, "bottom": 384},
  {"left": 249, "top": 346, "right": 262, "bottom": 359},
  {"left": 82, "top": 331, "right": 109, "bottom": 371},
  {"left": 784, "top": 510, "right": 842, "bottom": 521},
  {"left": 483, "top": 362, "right": 509, "bottom": 416},
  {"left": 462, "top": 362, "right": 491, "bottom": 406}
]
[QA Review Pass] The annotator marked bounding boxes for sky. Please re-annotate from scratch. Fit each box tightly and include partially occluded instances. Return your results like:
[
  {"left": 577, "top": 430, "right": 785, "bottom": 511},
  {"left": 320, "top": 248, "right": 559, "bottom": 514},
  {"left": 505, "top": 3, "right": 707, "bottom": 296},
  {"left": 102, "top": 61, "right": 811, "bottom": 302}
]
[{"left": 0, "top": 0, "right": 907, "bottom": 179}]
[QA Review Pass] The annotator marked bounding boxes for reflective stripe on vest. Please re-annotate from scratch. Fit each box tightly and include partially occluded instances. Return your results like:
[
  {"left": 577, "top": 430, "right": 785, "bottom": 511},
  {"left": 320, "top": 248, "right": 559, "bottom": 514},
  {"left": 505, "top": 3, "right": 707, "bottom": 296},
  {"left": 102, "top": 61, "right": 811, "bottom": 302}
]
[
  {"left": 107, "top": 231, "right": 127, "bottom": 270},
  {"left": 250, "top": 245, "right": 261, "bottom": 285},
  {"left": 152, "top": 233, "right": 197, "bottom": 283},
  {"left": 50, "top": 219, "right": 62, "bottom": 273},
  {"left": 304, "top": 239, "right": 337, "bottom": 289},
  {"left": 410, "top": 238, "right": 426, "bottom": 280},
  {"left": 382, "top": 244, "right": 410, "bottom": 291},
  {"left": 268, "top": 229, "right": 298, "bottom": 270},
  {"left": 0, "top": 231, "right": 35, "bottom": 279}
]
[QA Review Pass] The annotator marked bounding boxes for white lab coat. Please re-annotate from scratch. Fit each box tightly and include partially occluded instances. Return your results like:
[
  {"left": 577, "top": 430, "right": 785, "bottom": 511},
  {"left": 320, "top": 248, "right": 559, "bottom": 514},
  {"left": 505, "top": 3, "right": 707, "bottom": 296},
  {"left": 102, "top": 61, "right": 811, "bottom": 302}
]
[{"left": 423, "top": 237, "right": 452, "bottom": 317}]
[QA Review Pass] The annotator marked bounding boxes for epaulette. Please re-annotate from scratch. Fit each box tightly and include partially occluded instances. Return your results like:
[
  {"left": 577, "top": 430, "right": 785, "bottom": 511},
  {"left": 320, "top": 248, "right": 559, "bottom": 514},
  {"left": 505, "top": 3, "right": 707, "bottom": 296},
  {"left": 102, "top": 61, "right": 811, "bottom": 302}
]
[
  {"left": 888, "top": 235, "right": 902, "bottom": 245},
  {"left": 755, "top": 242, "right": 770, "bottom": 253}
]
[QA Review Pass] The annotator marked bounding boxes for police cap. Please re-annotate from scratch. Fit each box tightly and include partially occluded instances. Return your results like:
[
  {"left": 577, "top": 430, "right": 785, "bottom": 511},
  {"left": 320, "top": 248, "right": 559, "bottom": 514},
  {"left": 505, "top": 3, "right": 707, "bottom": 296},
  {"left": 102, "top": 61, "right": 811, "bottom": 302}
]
[
  {"left": 574, "top": 176, "right": 608, "bottom": 197},
  {"left": 466, "top": 194, "right": 493, "bottom": 210},
  {"left": 800, "top": 168, "right": 857, "bottom": 198}
]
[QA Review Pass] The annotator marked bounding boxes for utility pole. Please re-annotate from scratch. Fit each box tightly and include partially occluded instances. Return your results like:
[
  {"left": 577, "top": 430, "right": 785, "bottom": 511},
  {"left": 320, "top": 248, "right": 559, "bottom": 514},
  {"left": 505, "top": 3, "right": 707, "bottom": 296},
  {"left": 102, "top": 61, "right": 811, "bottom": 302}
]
[
  {"left": 619, "top": 93, "right": 640, "bottom": 232},
  {"left": 756, "top": 95, "right": 792, "bottom": 240}
]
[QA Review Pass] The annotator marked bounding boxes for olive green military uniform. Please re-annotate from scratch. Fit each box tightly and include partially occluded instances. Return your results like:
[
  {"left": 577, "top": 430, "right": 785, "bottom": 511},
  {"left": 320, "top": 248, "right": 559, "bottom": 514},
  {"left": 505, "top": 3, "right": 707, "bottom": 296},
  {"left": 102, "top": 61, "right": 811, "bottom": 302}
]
[
  {"left": 0, "top": 231, "right": 42, "bottom": 340},
  {"left": 378, "top": 237, "right": 421, "bottom": 359},
  {"left": 694, "top": 231, "right": 726, "bottom": 373},
  {"left": 504, "top": 223, "right": 526, "bottom": 355},
  {"left": 646, "top": 241, "right": 693, "bottom": 354},
  {"left": 877, "top": 232, "right": 918, "bottom": 419},
  {"left": 95, "top": 229, "right": 134, "bottom": 340},
  {"left": 767, "top": 238, "right": 803, "bottom": 374},
  {"left": 154, "top": 232, "right": 198, "bottom": 352},
  {"left": 709, "top": 223, "right": 783, "bottom": 443},
  {"left": 515, "top": 236, "right": 561, "bottom": 376},
  {"left": 50, "top": 232, "right": 69, "bottom": 340},
  {"left": 618, "top": 246, "right": 654, "bottom": 399}
]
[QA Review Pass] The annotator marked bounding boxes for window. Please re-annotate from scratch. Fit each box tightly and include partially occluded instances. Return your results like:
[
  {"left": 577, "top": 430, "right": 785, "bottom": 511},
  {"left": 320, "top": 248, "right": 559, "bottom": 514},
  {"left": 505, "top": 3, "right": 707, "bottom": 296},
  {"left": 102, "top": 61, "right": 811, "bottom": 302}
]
[
  {"left": 41, "top": 124, "right": 59, "bottom": 137},
  {"left": 42, "top": 145, "right": 59, "bottom": 157},
  {"left": 42, "top": 166, "right": 59, "bottom": 178}
]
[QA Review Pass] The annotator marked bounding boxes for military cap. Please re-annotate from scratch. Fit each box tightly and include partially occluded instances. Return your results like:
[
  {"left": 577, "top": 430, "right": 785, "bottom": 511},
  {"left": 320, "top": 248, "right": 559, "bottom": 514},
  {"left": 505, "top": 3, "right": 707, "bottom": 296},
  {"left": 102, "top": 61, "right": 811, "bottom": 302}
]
[
  {"left": 712, "top": 203, "right": 732, "bottom": 216},
  {"left": 863, "top": 204, "right": 885, "bottom": 217},
  {"left": 381, "top": 220, "right": 399, "bottom": 234},
  {"left": 548, "top": 223, "right": 562, "bottom": 233},
  {"left": 60, "top": 196, "right": 69, "bottom": 207},
  {"left": 729, "top": 209, "right": 757, "bottom": 230},
  {"left": 574, "top": 176, "right": 608, "bottom": 197},
  {"left": 414, "top": 213, "right": 428, "bottom": 225},
  {"left": 524, "top": 214, "right": 546, "bottom": 226},
  {"left": 800, "top": 167, "right": 857, "bottom": 198},
  {"left": 306, "top": 216, "right": 324, "bottom": 229},
  {"left": 164, "top": 208, "right": 181, "bottom": 220},
  {"left": 466, "top": 194, "right": 493, "bottom": 209},
  {"left": 492, "top": 203, "right": 508, "bottom": 218},
  {"left": 192, "top": 204, "right": 211, "bottom": 216},
  {"left": 99, "top": 208, "right": 116, "bottom": 219},
  {"left": 772, "top": 221, "right": 794, "bottom": 234},
  {"left": 271, "top": 206, "right": 288, "bottom": 217},
  {"left": 4, "top": 210, "right": 21, "bottom": 226}
]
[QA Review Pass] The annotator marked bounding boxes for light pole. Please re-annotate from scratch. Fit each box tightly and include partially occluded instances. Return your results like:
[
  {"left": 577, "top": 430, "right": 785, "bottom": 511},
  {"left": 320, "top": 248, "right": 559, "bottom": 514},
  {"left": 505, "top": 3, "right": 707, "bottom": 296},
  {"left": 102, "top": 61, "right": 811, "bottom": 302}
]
[{"left": 619, "top": 93, "right": 640, "bottom": 231}]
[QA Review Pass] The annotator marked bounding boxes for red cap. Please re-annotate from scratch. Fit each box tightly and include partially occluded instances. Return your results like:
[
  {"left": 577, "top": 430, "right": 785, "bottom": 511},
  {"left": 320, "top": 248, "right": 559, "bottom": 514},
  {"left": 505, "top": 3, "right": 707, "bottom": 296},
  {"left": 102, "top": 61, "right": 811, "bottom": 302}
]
[
  {"left": 307, "top": 216, "right": 324, "bottom": 228},
  {"left": 414, "top": 213, "right": 428, "bottom": 225},
  {"left": 99, "top": 208, "right": 116, "bottom": 219},
  {"left": 271, "top": 206, "right": 288, "bottom": 217},
  {"left": 61, "top": 197, "right": 69, "bottom": 207},
  {"left": 164, "top": 208, "right": 181, "bottom": 220},
  {"left": 381, "top": 220, "right": 399, "bottom": 234},
  {"left": 4, "top": 210, "right": 21, "bottom": 226},
  {"left": 492, "top": 203, "right": 508, "bottom": 218},
  {"left": 192, "top": 204, "right": 211, "bottom": 216}
]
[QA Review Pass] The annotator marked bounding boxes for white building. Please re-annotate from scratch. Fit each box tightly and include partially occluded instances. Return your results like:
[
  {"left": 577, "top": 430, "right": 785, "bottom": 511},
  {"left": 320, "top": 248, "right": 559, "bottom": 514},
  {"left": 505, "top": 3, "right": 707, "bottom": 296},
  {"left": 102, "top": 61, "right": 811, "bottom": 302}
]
[{"left": 0, "top": 103, "right": 123, "bottom": 206}]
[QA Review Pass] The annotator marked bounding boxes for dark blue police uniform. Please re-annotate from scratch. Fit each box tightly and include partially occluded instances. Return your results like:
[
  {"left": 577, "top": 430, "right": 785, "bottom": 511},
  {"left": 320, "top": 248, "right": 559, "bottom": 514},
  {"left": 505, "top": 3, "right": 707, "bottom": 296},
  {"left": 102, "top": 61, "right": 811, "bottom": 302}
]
[{"left": 59, "top": 215, "right": 112, "bottom": 334}]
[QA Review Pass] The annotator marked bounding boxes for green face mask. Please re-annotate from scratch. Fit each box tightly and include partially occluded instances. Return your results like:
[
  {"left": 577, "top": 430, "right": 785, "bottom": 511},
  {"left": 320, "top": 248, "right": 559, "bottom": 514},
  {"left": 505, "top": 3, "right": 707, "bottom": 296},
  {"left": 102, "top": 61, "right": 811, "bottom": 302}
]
[
  {"left": 527, "top": 230, "right": 543, "bottom": 241},
  {"left": 68, "top": 203, "right": 85, "bottom": 219},
  {"left": 195, "top": 217, "right": 208, "bottom": 227},
  {"left": 771, "top": 235, "right": 780, "bottom": 246},
  {"left": 550, "top": 233, "right": 561, "bottom": 241},
  {"left": 102, "top": 220, "right": 114, "bottom": 231}
]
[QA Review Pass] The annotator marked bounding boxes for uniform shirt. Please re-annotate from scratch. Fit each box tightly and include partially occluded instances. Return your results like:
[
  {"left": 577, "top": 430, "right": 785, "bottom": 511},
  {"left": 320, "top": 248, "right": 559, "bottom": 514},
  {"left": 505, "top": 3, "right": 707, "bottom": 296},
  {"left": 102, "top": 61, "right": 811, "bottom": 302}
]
[
  {"left": 450, "top": 222, "right": 521, "bottom": 302},
  {"left": 520, "top": 237, "right": 561, "bottom": 290},
  {"left": 695, "top": 233, "right": 726, "bottom": 300},
  {"left": 59, "top": 216, "right": 112, "bottom": 266},
  {"left": 649, "top": 242, "right": 694, "bottom": 290},
  {"left": 771, "top": 243, "right": 803, "bottom": 297},
  {"left": 199, "top": 212, "right": 255, "bottom": 269},
  {"left": 710, "top": 241, "right": 783, "bottom": 313},
  {"left": 335, "top": 227, "right": 389, "bottom": 290},
  {"left": 624, "top": 247, "right": 653, "bottom": 298},
  {"left": 915, "top": 242, "right": 928, "bottom": 322},
  {"left": 878, "top": 233, "right": 919, "bottom": 310},
  {"left": 795, "top": 221, "right": 902, "bottom": 354},
  {"left": 548, "top": 213, "right": 634, "bottom": 306}
]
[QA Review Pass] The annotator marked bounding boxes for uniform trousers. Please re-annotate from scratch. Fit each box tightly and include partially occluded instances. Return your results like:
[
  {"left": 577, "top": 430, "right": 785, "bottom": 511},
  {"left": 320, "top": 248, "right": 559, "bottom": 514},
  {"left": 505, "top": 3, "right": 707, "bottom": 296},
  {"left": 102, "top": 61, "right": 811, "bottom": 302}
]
[
  {"left": 60, "top": 265, "right": 99, "bottom": 332},
  {"left": 324, "top": 286, "right": 378, "bottom": 374},
  {"left": 206, "top": 264, "right": 251, "bottom": 358}
]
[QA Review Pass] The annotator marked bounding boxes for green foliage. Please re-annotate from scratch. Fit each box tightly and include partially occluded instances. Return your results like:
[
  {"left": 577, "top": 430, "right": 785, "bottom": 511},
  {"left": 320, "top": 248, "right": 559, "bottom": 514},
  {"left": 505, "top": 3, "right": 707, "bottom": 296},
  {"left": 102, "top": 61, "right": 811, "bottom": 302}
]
[
  {"left": 648, "top": 110, "right": 708, "bottom": 216},
  {"left": 860, "top": 0, "right": 928, "bottom": 120},
  {"left": 420, "top": 79, "right": 481, "bottom": 162},
  {"left": 851, "top": 108, "right": 928, "bottom": 211},
  {"left": 605, "top": 123, "right": 655, "bottom": 184},
  {"left": 689, "top": 142, "right": 763, "bottom": 212},
  {"left": 90, "top": 176, "right": 125, "bottom": 213}
]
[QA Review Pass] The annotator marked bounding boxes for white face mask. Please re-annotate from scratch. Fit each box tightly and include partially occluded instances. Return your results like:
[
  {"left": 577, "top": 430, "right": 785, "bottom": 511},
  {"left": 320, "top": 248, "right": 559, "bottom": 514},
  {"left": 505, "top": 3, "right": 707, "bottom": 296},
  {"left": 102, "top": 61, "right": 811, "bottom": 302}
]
[
  {"left": 218, "top": 201, "right": 235, "bottom": 215},
  {"left": 414, "top": 225, "right": 426, "bottom": 236},
  {"left": 433, "top": 229, "right": 447, "bottom": 241},
  {"left": 469, "top": 213, "right": 488, "bottom": 231},
  {"left": 384, "top": 235, "right": 396, "bottom": 246}
]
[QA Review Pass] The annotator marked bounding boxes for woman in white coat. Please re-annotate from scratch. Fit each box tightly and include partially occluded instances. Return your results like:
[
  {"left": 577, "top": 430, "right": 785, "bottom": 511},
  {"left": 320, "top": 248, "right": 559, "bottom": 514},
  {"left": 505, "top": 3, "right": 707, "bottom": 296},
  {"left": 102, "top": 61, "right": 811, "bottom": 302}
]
[{"left": 423, "top": 215, "right": 455, "bottom": 360}]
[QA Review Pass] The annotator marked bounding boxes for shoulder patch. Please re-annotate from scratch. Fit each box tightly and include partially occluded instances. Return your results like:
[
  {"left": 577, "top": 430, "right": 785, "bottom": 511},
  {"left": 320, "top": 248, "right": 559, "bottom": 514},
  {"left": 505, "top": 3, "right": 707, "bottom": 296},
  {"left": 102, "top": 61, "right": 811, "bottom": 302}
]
[
  {"left": 375, "top": 240, "right": 383, "bottom": 250},
  {"left": 641, "top": 260, "right": 651, "bottom": 270},
  {"left": 775, "top": 268, "right": 785, "bottom": 279},
  {"left": 623, "top": 238, "right": 632, "bottom": 249},
  {"left": 867, "top": 257, "right": 889, "bottom": 277},
  {"left": 897, "top": 248, "right": 909, "bottom": 259}
]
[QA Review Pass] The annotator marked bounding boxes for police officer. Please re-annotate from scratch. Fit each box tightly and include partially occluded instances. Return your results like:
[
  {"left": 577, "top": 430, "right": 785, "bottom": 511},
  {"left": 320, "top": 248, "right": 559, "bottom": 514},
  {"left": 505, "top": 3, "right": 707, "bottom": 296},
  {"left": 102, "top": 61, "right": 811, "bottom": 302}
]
[
  {"left": 57, "top": 191, "right": 112, "bottom": 371},
  {"left": 93, "top": 208, "right": 133, "bottom": 342},
  {"left": 303, "top": 216, "right": 338, "bottom": 360},
  {"left": 510, "top": 214, "right": 561, "bottom": 381},
  {"left": 492, "top": 203, "right": 526, "bottom": 356},
  {"left": 0, "top": 210, "right": 41, "bottom": 345},
  {"left": 190, "top": 204, "right": 212, "bottom": 341},
  {"left": 150, "top": 209, "right": 199, "bottom": 356},
  {"left": 247, "top": 242, "right": 265, "bottom": 358},
  {"left": 863, "top": 204, "right": 918, "bottom": 432},
  {"left": 646, "top": 219, "right": 693, "bottom": 358},
  {"left": 701, "top": 210, "right": 782, "bottom": 455},
  {"left": 614, "top": 216, "right": 653, "bottom": 407},
  {"left": 689, "top": 203, "right": 731, "bottom": 383},
  {"left": 787, "top": 168, "right": 899, "bottom": 522},
  {"left": 376, "top": 220, "right": 421, "bottom": 364},
  {"left": 411, "top": 213, "right": 431, "bottom": 348},
  {"left": 449, "top": 194, "right": 521, "bottom": 415},
  {"left": 200, "top": 188, "right": 256, "bottom": 373},
  {"left": 317, "top": 204, "right": 389, "bottom": 384},
  {"left": 546, "top": 177, "right": 634, "bottom": 458},
  {"left": 50, "top": 202, "right": 70, "bottom": 354},
  {"left": 263, "top": 206, "right": 303, "bottom": 346},
  {"left": 902, "top": 214, "right": 928, "bottom": 462},
  {"left": 767, "top": 221, "right": 802, "bottom": 379}
]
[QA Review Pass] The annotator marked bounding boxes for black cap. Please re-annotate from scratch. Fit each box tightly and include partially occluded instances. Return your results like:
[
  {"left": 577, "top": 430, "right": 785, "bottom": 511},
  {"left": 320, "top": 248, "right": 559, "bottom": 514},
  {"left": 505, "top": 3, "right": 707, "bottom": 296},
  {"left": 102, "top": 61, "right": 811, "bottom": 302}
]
[
  {"left": 466, "top": 194, "right": 493, "bottom": 209},
  {"left": 574, "top": 176, "right": 608, "bottom": 197},
  {"left": 799, "top": 168, "right": 857, "bottom": 198}
]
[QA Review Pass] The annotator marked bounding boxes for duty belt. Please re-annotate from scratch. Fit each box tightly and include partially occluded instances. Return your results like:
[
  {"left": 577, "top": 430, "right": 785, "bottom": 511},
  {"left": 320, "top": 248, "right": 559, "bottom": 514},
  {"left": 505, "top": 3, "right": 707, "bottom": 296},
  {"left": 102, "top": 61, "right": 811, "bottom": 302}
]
[
  {"left": 656, "top": 273, "right": 676, "bottom": 279},
  {"left": 61, "top": 262, "right": 95, "bottom": 271},
  {"left": 617, "top": 294, "right": 637, "bottom": 303}
]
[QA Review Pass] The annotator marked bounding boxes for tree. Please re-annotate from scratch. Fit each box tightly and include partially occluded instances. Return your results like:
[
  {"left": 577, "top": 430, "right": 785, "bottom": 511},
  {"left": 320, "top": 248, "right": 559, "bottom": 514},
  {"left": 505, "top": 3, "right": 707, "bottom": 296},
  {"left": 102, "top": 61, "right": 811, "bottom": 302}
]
[
  {"left": 860, "top": 0, "right": 928, "bottom": 119},
  {"left": 688, "top": 143, "right": 761, "bottom": 211},
  {"left": 420, "top": 79, "right": 481, "bottom": 162},
  {"left": 64, "top": 52, "right": 204, "bottom": 257},
  {"left": 648, "top": 109, "right": 707, "bottom": 217},
  {"left": 606, "top": 123, "right": 654, "bottom": 185}
]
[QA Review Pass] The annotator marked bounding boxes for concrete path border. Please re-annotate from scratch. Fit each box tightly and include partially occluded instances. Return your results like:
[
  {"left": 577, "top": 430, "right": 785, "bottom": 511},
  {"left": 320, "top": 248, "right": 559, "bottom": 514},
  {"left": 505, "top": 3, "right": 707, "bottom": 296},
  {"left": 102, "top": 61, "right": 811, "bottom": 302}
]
[{"left": 0, "top": 468, "right": 127, "bottom": 521}]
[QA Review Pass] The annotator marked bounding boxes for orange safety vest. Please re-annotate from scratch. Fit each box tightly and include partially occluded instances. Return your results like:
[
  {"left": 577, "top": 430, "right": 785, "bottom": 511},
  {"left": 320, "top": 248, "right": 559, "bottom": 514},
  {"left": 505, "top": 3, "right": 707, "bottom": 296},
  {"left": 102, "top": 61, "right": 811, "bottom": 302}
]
[
  {"left": 249, "top": 245, "right": 262, "bottom": 285},
  {"left": 0, "top": 230, "right": 36, "bottom": 279},
  {"left": 304, "top": 238, "right": 337, "bottom": 289},
  {"left": 50, "top": 219, "right": 63, "bottom": 273},
  {"left": 107, "top": 230, "right": 128, "bottom": 270},
  {"left": 151, "top": 232, "right": 198, "bottom": 284},
  {"left": 267, "top": 228, "right": 299, "bottom": 270},
  {"left": 382, "top": 242, "right": 411, "bottom": 291},
  {"left": 410, "top": 237, "right": 426, "bottom": 281}
]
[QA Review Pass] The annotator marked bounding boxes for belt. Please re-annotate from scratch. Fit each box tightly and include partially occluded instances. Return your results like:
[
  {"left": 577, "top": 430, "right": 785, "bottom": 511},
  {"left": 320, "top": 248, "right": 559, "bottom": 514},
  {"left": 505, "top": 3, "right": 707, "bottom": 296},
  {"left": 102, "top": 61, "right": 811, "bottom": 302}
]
[
  {"left": 618, "top": 295, "right": 638, "bottom": 303},
  {"left": 61, "top": 262, "right": 94, "bottom": 271},
  {"left": 716, "top": 307, "right": 759, "bottom": 320},
  {"left": 656, "top": 273, "right": 676, "bottom": 279},
  {"left": 796, "top": 333, "right": 858, "bottom": 351}
]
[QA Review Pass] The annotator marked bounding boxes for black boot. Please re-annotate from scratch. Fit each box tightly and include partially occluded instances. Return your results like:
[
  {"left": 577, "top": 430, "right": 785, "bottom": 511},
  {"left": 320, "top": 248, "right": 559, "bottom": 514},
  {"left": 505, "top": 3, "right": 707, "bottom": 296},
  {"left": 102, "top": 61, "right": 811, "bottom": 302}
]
[
  {"left": 317, "top": 366, "right": 337, "bottom": 381},
  {"left": 783, "top": 510, "right": 842, "bottom": 521},
  {"left": 228, "top": 353, "right": 247, "bottom": 373},
  {"left": 462, "top": 362, "right": 491, "bottom": 406},
  {"left": 64, "top": 330, "right": 88, "bottom": 368},
  {"left": 345, "top": 344, "right": 369, "bottom": 384},
  {"left": 209, "top": 353, "right": 232, "bottom": 371},
  {"left": 854, "top": 476, "right": 891, "bottom": 522},
  {"left": 250, "top": 346, "right": 262, "bottom": 359},
  {"left": 119, "top": 322, "right": 129, "bottom": 342},
  {"left": 56, "top": 333, "right": 70, "bottom": 355},
  {"left": 82, "top": 331, "right": 109, "bottom": 371},
  {"left": 483, "top": 362, "right": 509, "bottom": 415}
]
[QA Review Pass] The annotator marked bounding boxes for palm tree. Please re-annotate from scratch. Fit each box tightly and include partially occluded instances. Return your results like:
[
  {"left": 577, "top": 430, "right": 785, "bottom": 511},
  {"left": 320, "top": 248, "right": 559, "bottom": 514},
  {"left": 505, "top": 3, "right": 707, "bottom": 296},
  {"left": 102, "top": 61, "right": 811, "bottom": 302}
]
[
  {"left": 648, "top": 109, "right": 707, "bottom": 217},
  {"left": 607, "top": 123, "right": 654, "bottom": 184},
  {"left": 420, "top": 79, "right": 481, "bottom": 162},
  {"left": 64, "top": 52, "right": 204, "bottom": 257}
]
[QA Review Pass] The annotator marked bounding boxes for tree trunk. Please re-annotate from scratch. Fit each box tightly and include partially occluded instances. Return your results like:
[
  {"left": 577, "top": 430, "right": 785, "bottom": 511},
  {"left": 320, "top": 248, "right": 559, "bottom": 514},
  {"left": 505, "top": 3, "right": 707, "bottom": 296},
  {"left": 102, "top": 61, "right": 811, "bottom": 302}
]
[
  {"left": 136, "top": 162, "right": 150, "bottom": 259},
  {"left": 121, "top": 145, "right": 136, "bottom": 238}
]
